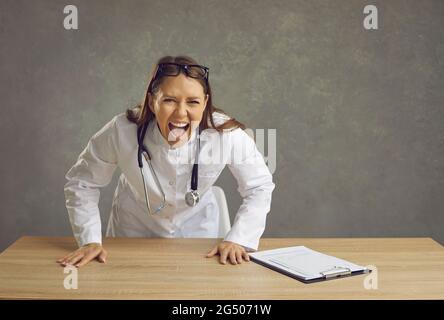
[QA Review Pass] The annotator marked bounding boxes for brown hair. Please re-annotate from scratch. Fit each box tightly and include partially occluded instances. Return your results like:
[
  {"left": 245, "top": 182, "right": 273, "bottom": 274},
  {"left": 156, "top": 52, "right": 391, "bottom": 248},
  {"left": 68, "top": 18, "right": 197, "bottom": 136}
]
[{"left": 126, "top": 55, "right": 245, "bottom": 132}]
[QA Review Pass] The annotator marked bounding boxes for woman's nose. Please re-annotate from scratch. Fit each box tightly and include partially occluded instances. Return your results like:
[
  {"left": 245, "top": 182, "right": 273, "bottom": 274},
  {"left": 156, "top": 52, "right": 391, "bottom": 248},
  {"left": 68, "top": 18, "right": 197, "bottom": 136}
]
[{"left": 176, "top": 102, "right": 188, "bottom": 116}]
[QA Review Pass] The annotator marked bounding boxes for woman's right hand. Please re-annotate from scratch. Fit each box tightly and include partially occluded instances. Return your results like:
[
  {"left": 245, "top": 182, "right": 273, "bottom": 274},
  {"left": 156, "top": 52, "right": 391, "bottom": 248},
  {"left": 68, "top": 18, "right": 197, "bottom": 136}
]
[{"left": 56, "top": 243, "right": 107, "bottom": 268}]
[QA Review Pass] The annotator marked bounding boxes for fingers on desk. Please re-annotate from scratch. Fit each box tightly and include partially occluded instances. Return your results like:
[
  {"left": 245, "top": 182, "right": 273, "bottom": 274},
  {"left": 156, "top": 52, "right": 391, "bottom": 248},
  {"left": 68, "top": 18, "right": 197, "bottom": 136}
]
[
  {"left": 57, "top": 252, "right": 77, "bottom": 265},
  {"left": 236, "top": 251, "right": 244, "bottom": 264},
  {"left": 220, "top": 249, "right": 231, "bottom": 265},
  {"left": 206, "top": 245, "right": 251, "bottom": 265},
  {"left": 242, "top": 251, "right": 251, "bottom": 262},
  {"left": 75, "top": 247, "right": 107, "bottom": 267},
  {"left": 75, "top": 253, "right": 97, "bottom": 267},
  {"left": 98, "top": 249, "right": 107, "bottom": 263},
  {"left": 206, "top": 245, "right": 218, "bottom": 258},
  {"left": 230, "top": 251, "right": 238, "bottom": 265},
  {"left": 57, "top": 247, "right": 107, "bottom": 268}
]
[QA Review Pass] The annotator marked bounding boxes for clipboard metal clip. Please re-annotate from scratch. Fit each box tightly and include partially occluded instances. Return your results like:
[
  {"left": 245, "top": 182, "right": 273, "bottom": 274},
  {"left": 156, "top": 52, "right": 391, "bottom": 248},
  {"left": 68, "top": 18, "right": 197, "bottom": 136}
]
[{"left": 320, "top": 266, "right": 352, "bottom": 279}]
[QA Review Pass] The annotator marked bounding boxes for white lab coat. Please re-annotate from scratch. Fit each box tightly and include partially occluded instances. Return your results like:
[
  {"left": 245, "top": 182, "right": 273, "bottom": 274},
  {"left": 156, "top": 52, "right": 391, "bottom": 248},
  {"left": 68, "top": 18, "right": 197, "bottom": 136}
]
[{"left": 64, "top": 111, "right": 275, "bottom": 251}]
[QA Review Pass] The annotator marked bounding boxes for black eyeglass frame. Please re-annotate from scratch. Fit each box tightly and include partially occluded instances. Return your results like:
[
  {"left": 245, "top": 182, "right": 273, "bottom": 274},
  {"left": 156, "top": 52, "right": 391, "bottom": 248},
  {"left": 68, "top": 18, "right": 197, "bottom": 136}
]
[{"left": 154, "top": 62, "right": 209, "bottom": 84}]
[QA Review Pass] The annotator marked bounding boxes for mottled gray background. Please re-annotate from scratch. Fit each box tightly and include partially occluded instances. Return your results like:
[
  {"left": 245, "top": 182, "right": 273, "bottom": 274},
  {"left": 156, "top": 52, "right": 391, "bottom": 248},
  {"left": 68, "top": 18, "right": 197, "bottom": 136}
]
[{"left": 1, "top": 0, "right": 443, "bottom": 251}]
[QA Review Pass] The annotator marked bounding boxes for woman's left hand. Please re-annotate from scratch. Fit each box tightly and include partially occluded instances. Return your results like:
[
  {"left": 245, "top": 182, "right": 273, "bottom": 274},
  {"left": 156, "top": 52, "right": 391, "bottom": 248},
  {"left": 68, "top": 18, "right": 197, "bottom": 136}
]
[{"left": 206, "top": 241, "right": 250, "bottom": 265}]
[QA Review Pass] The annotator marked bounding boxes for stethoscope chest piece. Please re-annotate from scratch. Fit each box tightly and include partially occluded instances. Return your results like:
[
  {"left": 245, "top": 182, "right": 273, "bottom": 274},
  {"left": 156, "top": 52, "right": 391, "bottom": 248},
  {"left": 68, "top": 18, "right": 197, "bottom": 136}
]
[{"left": 185, "top": 190, "right": 200, "bottom": 207}]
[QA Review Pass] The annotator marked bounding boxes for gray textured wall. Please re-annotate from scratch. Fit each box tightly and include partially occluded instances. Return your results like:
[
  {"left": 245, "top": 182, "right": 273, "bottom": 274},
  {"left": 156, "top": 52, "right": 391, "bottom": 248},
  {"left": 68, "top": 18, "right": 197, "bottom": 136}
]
[{"left": 1, "top": 0, "right": 443, "bottom": 251}]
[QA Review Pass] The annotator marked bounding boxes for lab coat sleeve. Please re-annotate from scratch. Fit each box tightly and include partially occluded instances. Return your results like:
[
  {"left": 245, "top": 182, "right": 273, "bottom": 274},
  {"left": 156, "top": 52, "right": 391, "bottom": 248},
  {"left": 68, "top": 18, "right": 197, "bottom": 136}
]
[
  {"left": 224, "top": 128, "right": 275, "bottom": 252},
  {"left": 64, "top": 116, "right": 119, "bottom": 248}
]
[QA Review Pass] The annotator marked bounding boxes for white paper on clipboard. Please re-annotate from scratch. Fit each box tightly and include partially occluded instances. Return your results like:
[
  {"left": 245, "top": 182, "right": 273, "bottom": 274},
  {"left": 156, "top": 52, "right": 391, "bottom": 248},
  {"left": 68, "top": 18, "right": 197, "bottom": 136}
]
[{"left": 249, "top": 246, "right": 369, "bottom": 281}]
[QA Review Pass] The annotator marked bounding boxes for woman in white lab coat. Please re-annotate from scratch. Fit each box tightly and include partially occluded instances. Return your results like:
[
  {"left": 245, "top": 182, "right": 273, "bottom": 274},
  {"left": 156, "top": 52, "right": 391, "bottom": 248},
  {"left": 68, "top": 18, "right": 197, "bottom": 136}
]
[{"left": 57, "top": 55, "right": 275, "bottom": 268}]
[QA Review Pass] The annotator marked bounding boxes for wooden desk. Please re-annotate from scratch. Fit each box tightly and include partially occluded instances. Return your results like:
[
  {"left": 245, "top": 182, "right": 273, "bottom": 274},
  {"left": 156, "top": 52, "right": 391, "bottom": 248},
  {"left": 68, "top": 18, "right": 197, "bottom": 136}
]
[{"left": 0, "top": 237, "right": 443, "bottom": 299}]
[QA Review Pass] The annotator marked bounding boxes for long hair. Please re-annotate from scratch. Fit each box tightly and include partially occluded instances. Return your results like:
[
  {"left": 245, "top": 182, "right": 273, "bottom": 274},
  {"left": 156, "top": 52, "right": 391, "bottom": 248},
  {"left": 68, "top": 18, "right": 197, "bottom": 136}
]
[{"left": 126, "top": 55, "right": 245, "bottom": 132}]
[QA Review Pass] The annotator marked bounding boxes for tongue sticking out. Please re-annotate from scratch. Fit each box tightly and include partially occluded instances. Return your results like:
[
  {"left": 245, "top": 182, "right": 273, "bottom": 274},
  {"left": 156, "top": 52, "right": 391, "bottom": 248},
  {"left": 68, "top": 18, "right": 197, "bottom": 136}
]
[
  {"left": 171, "top": 127, "right": 186, "bottom": 138},
  {"left": 169, "top": 123, "right": 189, "bottom": 140}
]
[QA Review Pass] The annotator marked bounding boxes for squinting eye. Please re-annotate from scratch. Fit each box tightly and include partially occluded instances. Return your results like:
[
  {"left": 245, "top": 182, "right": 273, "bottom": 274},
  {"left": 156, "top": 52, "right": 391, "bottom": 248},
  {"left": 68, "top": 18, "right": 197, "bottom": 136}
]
[
  {"left": 164, "top": 98, "right": 174, "bottom": 102},
  {"left": 189, "top": 101, "right": 199, "bottom": 104}
]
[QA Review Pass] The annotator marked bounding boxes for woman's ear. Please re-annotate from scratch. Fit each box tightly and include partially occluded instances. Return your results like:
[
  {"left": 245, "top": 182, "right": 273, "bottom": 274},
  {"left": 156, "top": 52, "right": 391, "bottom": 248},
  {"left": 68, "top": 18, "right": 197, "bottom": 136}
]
[
  {"left": 147, "top": 93, "right": 155, "bottom": 114},
  {"left": 204, "top": 94, "right": 209, "bottom": 109}
]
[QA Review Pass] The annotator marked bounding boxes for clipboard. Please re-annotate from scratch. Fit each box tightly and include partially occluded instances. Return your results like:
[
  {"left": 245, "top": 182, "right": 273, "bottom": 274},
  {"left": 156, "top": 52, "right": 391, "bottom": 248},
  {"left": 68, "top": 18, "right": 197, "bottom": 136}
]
[{"left": 249, "top": 246, "right": 371, "bottom": 284}]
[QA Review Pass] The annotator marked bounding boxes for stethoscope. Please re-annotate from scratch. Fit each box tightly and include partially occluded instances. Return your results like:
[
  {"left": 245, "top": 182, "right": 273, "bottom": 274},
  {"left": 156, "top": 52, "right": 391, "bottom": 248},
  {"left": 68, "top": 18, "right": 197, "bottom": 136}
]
[{"left": 137, "top": 120, "right": 201, "bottom": 215}]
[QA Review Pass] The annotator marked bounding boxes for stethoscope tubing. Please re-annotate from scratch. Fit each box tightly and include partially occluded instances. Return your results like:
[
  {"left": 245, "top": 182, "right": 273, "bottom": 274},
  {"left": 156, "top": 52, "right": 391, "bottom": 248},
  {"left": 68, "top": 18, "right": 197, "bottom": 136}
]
[{"left": 137, "top": 120, "right": 200, "bottom": 214}]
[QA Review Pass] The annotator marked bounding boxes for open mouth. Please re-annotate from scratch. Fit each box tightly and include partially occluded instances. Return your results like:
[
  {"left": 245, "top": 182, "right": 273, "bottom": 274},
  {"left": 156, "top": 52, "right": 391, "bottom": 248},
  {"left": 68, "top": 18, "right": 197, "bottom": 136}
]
[{"left": 168, "top": 121, "right": 190, "bottom": 139}]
